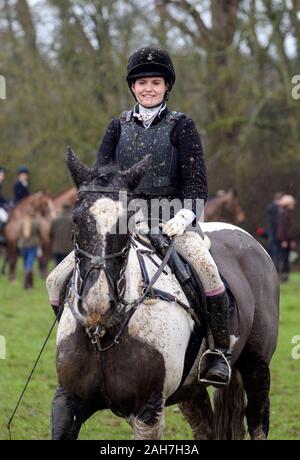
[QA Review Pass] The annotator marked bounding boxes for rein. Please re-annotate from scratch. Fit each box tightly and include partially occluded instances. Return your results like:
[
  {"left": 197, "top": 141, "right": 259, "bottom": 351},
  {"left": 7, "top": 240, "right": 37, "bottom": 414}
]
[{"left": 72, "top": 243, "right": 128, "bottom": 303}]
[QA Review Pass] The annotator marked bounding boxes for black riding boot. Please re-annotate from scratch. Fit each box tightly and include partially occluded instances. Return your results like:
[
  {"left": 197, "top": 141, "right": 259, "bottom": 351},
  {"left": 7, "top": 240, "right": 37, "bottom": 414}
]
[
  {"left": 200, "top": 291, "right": 232, "bottom": 386},
  {"left": 24, "top": 271, "right": 32, "bottom": 289}
]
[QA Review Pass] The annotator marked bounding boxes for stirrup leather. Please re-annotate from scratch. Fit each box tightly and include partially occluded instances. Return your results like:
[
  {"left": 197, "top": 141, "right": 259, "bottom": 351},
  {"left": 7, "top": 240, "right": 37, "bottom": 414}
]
[{"left": 198, "top": 348, "right": 232, "bottom": 386}]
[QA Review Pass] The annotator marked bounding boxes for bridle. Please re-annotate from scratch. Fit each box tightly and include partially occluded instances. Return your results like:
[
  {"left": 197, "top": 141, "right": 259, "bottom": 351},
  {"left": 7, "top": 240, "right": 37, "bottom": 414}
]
[
  {"left": 70, "top": 185, "right": 131, "bottom": 327},
  {"left": 72, "top": 241, "right": 129, "bottom": 304}
]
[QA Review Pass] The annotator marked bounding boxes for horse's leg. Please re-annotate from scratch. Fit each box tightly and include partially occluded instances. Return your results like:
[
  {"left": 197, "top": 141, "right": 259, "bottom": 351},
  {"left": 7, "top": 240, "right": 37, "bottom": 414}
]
[
  {"left": 237, "top": 353, "right": 270, "bottom": 440},
  {"left": 178, "top": 386, "right": 213, "bottom": 440},
  {"left": 7, "top": 244, "right": 18, "bottom": 282},
  {"left": 38, "top": 243, "right": 50, "bottom": 278},
  {"left": 1, "top": 249, "right": 7, "bottom": 275},
  {"left": 129, "top": 393, "right": 164, "bottom": 440},
  {"left": 51, "top": 385, "right": 96, "bottom": 440}
]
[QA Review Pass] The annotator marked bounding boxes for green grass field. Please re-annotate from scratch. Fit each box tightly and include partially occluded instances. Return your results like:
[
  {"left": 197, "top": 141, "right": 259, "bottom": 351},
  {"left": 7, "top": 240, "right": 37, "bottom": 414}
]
[{"left": 0, "top": 263, "right": 299, "bottom": 440}]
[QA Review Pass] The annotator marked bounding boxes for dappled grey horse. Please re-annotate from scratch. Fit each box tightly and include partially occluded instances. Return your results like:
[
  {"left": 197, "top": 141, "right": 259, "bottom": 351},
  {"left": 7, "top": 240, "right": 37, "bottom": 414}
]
[{"left": 51, "top": 149, "right": 279, "bottom": 440}]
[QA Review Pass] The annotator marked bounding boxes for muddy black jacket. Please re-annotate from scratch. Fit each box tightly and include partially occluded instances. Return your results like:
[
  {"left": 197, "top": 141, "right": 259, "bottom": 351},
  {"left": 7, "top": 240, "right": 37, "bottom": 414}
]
[{"left": 96, "top": 107, "right": 208, "bottom": 218}]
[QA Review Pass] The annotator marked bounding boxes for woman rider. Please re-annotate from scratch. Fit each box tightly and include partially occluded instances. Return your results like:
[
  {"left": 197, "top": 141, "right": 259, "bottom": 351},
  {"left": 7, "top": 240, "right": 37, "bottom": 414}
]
[{"left": 46, "top": 46, "right": 231, "bottom": 386}]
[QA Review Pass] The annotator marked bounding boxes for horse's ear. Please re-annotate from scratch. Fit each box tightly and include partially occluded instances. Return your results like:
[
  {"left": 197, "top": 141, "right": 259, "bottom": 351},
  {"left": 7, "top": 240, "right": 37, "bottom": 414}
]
[
  {"left": 120, "top": 155, "right": 151, "bottom": 191},
  {"left": 66, "top": 147, "right": 90, "bottom": 187}
]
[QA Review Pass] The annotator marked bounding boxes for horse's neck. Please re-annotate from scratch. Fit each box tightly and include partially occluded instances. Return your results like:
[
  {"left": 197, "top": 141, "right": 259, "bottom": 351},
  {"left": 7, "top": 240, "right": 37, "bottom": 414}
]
[
  {"left": 53, "top": 188, "right": 76, "bottom": 207},
  {"left": 17, "top": 193, "right": 40, "bottom": 209},
  {"left": 123, "top": 235, "right": 189, "bottom": 308}
]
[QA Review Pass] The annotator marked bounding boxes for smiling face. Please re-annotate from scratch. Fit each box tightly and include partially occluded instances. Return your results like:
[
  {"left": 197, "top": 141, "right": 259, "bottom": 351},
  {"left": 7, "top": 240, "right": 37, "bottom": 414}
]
[{"left": 131, "top": 76, "right": 168, "bottom": 107}]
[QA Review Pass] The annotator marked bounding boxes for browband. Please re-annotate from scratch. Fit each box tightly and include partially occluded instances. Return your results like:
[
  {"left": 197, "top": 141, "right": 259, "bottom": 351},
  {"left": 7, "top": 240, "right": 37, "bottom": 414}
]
[{"left": 79, "top": 185, "right": 126, "bottom": 193}]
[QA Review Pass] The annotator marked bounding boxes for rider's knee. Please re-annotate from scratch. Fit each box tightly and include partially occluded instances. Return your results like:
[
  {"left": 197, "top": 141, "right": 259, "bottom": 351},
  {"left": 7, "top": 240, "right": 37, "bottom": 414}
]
[
  {"left": 175, "top": 230, "right": 209, "bottom": 252},
  {"left": 46, "top": 269, "right": 58, "bottom": 293}
]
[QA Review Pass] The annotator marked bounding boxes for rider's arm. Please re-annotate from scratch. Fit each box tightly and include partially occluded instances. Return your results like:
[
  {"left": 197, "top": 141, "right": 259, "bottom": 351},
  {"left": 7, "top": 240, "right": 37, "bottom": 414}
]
[
  {"left": 96, "top": 119, "right": 121, "bottom": 167},
  {"left": 171, "top": 117, "right": 208, "bottom": 221}
]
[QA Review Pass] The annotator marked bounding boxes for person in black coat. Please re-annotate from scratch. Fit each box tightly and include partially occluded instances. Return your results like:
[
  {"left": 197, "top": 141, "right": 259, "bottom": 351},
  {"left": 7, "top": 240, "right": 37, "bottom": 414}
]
[
  {"left": 276, "top": 194, "right": 297, "bottom": 281},
  {"left": 0, "top": 167, "right": 9, "bottom": 209},
  {"left": 266, "top": 192, "right": 284, "bottom": 270},
  {"left": 49, "top": 203, "right": 74, "bottom": 265},
  {"left": 13, "top": 166, "right": 30, "bottom": 204}
]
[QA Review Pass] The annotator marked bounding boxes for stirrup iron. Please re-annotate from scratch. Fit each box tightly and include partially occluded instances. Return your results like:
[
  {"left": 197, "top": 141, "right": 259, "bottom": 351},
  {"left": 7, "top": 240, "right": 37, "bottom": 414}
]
[{"left": 198, "top": 348, "right": 232, "bottom": 387}]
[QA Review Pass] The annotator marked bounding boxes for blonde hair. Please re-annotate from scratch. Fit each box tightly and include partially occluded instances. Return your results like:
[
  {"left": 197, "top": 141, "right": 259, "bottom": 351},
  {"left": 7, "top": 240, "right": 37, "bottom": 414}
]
[{"left": 280, "top": 194, "right": 296, "bottom": 208}]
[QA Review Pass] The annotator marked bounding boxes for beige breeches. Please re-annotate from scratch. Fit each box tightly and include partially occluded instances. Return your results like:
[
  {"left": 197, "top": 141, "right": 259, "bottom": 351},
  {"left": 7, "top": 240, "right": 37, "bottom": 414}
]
[
  {"left": 174, "top": 231, "right": 224, "bottom": 295},
  {"left": 46, "top": 251, "right": 75, "bottom": 305}
]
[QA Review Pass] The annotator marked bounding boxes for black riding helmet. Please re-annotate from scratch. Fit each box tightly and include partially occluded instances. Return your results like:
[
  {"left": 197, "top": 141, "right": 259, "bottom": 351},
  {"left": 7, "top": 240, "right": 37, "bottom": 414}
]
[{"left": 127, "top": 47, "right": 176, "bottom": 99}]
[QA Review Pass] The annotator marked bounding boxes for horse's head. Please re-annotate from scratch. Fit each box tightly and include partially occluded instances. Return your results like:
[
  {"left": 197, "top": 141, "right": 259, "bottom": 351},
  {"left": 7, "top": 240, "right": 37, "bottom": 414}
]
[
  {"left": 67, "top": 148, "right": 150, "bottom": 328},
  {"left": 34, "top": 191, "right": 56, "bottom": 219},
  {"left": 224, "top": 189, "right": 246, "bottom": 225}
]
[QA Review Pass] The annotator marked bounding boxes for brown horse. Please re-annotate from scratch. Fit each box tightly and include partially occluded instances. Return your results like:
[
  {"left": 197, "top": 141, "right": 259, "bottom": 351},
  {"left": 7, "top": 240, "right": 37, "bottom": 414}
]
[
  {"left": 4, "top": 191, "right": 55, "bottom": 281},
  {"left": 52, "top": 187, "right": 76, "bottom": 214},
  {"left": 205, "top": 189, "right": 246, "bottom": 225}
]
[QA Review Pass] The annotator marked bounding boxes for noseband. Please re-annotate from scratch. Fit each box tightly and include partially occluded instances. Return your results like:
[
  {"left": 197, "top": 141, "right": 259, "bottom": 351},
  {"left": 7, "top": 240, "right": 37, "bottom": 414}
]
[{"left": 72, "top": 242, "right": 129, "bottom": 303}]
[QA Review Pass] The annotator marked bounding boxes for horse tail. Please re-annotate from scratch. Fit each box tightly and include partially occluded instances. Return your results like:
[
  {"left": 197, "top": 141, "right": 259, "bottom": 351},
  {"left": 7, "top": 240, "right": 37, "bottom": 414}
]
[{"left": 212, "top": 368, "right": 246, "bottom": 440}]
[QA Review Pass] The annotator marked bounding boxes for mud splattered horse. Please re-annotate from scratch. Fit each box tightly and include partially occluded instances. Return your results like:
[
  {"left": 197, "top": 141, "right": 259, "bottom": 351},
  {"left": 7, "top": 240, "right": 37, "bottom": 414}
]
[{"left": 52, "top": 150, "right": 279, "bottom": 440}]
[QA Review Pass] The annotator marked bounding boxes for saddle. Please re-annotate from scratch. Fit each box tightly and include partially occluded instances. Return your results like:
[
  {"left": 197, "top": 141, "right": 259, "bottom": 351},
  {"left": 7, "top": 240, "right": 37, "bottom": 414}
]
[{"left": 143, "top": 229, "right": 238, "bottom": 340}]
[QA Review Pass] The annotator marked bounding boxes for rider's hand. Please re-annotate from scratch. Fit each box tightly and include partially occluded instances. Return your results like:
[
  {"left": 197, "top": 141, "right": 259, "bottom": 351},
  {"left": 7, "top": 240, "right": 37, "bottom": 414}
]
[{"left": 162, "top": 209, "right": 195, "bottom": 237}]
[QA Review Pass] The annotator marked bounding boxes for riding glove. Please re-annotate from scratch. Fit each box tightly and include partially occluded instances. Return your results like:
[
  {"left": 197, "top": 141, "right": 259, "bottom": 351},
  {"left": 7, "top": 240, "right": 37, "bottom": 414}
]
[{"left": 162, "top": 209, "right": 196, "bottom": 237}]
